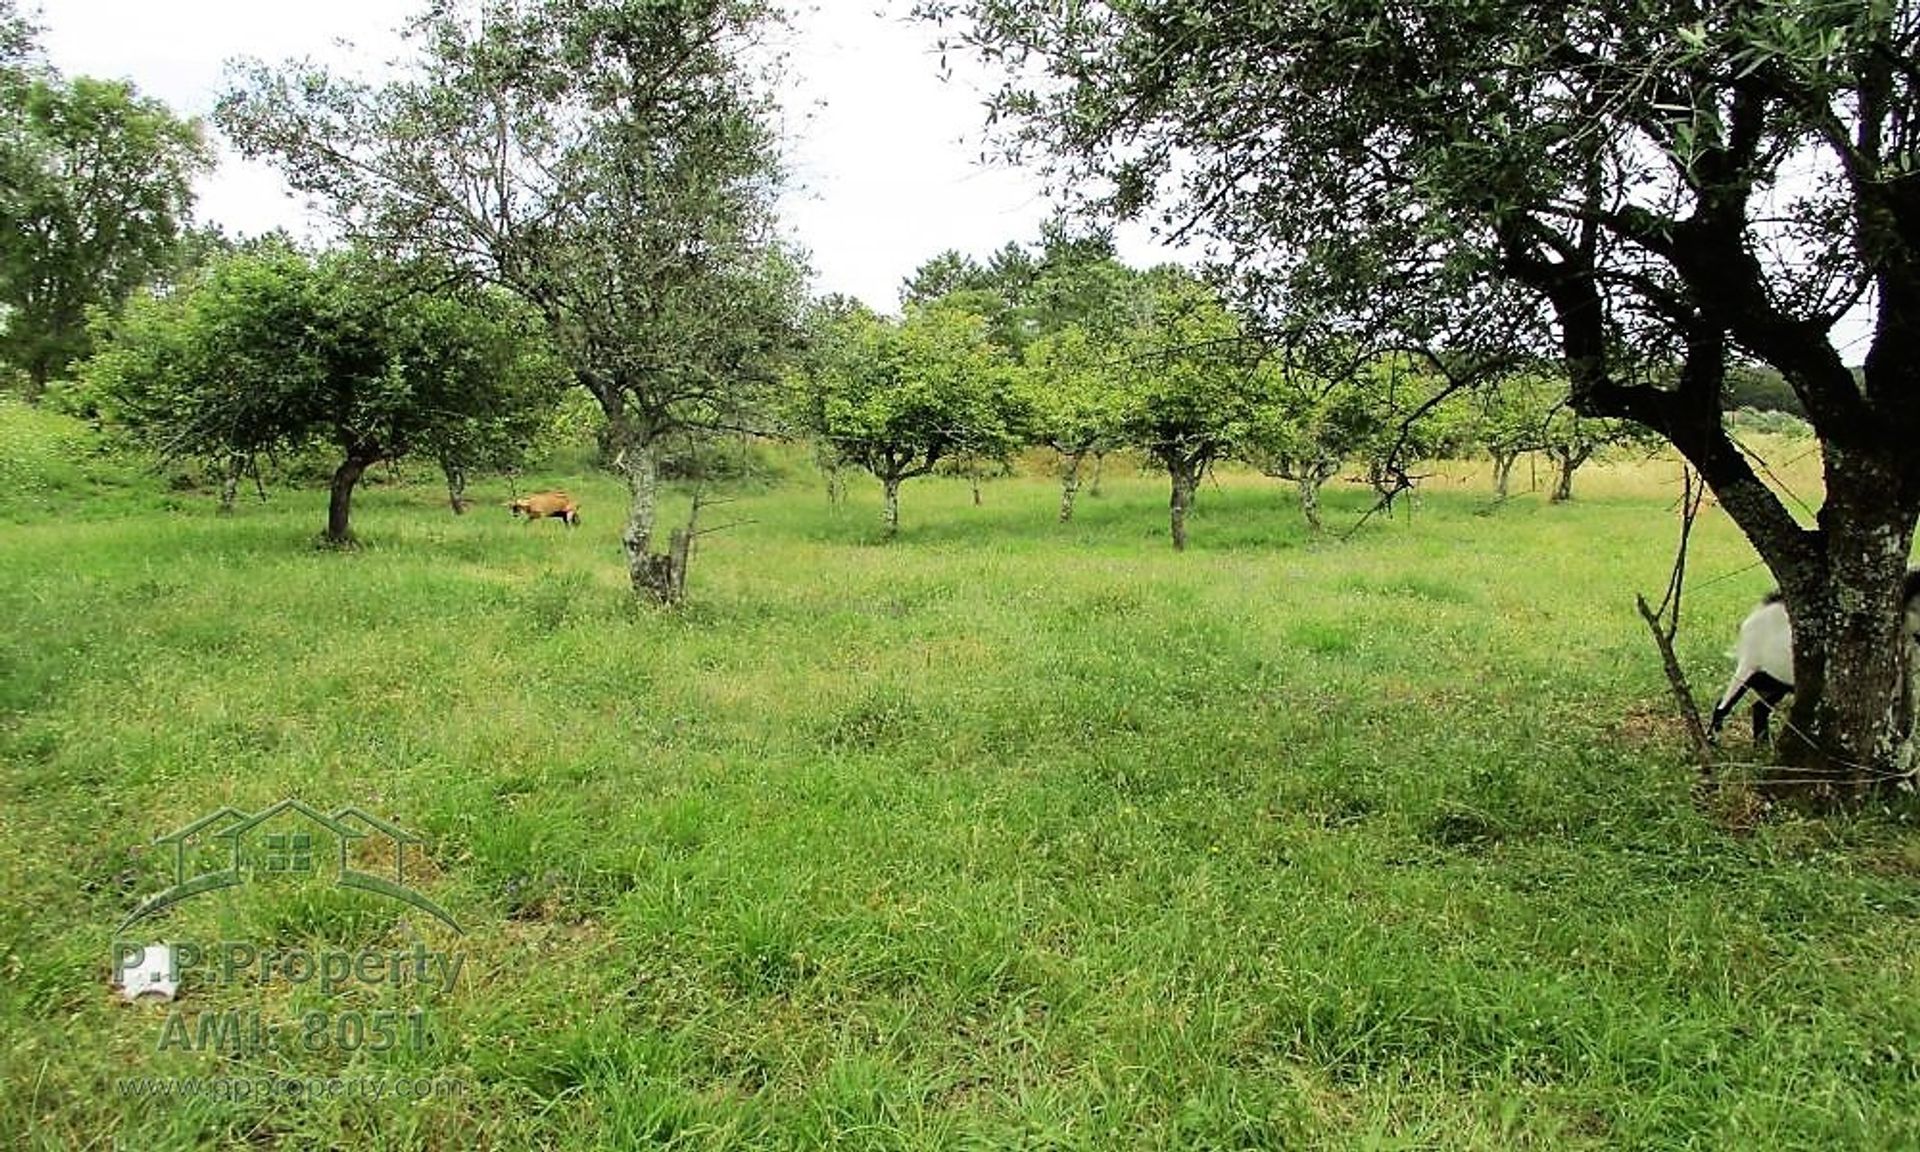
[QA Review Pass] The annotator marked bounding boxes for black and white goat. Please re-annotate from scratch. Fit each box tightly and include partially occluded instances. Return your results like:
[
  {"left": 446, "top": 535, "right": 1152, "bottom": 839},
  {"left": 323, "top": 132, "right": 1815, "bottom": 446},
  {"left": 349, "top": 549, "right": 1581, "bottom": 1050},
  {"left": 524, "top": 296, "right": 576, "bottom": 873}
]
[{"left": 1709, "top": 570, "right": 1920, "bottom": 742}]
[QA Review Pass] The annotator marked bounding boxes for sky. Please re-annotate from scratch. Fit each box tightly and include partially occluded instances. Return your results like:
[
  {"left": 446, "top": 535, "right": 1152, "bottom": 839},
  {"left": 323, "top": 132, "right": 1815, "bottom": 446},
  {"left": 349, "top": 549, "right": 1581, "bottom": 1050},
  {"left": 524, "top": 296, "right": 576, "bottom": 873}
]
[{"left": 34, "top": 0, "right": 1177, "bottom": 313}]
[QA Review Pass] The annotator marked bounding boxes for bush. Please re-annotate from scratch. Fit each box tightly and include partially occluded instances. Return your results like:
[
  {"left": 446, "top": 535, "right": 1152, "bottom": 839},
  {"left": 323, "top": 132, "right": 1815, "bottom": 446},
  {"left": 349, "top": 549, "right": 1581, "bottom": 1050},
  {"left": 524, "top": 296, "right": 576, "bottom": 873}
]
[{"left": 1727, "top": 407, "right": 1814, "bottom": 439}]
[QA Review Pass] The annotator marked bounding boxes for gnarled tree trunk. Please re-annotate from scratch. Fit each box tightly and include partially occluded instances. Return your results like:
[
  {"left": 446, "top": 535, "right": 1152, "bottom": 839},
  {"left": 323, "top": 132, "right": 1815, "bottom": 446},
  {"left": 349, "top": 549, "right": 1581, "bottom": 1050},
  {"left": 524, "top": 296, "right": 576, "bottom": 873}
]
[
  {"left": 1058, "top": 451, "right": 1085, "bottom": 523},
  {"left": 613, "top": 428, "right": 688, "bottom": 603},
  {"left": 325, "top": 453, "right": 377, "bottom": 546},
  {"left": 1519, "top": 234, "right": 1920, "bottom": 795},
  {"left": 1548, "top": 447, "right": 1589, "bottom": 503},
  {"left": 1492, "top": 451, "right": 1519, "bottom": 501},
  {"left": 881, "top": 476, "right": 902, "bottom": 540},
  {"left": 1770, "top": 461, "right": 1919, "bottom": 793}
]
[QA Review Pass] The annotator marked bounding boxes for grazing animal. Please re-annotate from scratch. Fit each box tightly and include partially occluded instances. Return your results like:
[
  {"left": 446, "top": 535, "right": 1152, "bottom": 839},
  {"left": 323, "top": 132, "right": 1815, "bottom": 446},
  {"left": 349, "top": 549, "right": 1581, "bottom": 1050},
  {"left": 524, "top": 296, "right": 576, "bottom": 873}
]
[
  {"left": 1709, "top": 569, "right": 1920, "bottom": 742},
  {"left": 507, "top": 491, "right": 580, "bottom": 527}
]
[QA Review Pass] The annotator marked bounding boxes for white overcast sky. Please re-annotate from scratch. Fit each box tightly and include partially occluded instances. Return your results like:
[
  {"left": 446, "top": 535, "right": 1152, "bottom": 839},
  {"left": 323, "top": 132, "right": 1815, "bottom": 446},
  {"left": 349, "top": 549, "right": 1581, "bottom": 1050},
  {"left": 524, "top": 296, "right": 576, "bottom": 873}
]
[{"left": 33, "top": 0, "right": 1180, "bottom": 312}]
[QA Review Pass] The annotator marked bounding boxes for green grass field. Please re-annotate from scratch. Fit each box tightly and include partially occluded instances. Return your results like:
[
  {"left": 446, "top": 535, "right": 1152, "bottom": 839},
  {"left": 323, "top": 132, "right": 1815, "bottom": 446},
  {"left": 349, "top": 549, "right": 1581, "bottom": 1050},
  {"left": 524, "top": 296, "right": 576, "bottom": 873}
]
[{"left": 3, "top": 400, "right": 1917, "bottom": 1150}]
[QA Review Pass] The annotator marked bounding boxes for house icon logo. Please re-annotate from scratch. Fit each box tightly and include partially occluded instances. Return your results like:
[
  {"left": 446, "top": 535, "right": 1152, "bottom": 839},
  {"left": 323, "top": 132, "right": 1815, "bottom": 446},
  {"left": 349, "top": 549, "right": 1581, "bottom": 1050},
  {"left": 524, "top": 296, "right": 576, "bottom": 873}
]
[{"left": 120, "top": 799, "right": 462, "bottom": 934}]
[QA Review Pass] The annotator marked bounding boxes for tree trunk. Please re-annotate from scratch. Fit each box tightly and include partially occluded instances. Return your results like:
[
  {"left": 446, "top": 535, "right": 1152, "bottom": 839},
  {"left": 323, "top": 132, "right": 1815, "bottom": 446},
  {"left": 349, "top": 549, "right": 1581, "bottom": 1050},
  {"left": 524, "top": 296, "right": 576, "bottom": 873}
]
[
  {"left": 219, "top": 455, "right": 244, "bottom": 515},
  {"left": 444, "top": 463, "right": 469, "bottom": 515},
  {"left": 1297, "top": 474, "right": 1324, "bottom": 531},
  {"left": 325, "top": 455, "right": 375, "bottom": 546},
  {"left": 1059, "top": 452, "right": 1085, "bottom": 523},
  {"left": 1492, "top": 451, "right": 1518, "bottom": 500},
  {"left": 1507, "top": 211, "right": 1920, "bottom": 794},
  {"left": 1168, "top": 459, "right": 1198, "bottom": 551},
  {"left": 1549, "top": 451, "right": 1583, "bottom": 503},
  {"left": 881, "top": 476, "right": 902, "bottom": 540},
  {"left": 1089, "top": 451, "right": 1106, "bottom": 497},
  {"left": 613, "top": 426, "right": 685, "bottom": 603},
  {"left": 1772, "top": 465, "right": 1919, "bottom": 795},
  {"left": 968, "top": 457, "right": 983, "bottom": 506}
]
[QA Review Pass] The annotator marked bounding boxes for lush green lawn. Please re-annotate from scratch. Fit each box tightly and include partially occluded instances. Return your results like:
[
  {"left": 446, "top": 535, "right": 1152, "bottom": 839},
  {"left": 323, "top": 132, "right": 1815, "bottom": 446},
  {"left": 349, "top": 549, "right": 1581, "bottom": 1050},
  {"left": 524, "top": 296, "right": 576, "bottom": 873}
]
[{"left": 3, "top": 406, "right": 1917, "bottom": 1149}]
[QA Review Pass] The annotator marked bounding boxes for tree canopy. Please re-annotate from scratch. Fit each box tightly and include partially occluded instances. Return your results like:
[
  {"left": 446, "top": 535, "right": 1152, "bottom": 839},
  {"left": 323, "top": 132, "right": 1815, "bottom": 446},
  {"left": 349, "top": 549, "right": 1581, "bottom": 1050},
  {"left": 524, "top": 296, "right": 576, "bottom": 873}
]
[
  {"left": 1117, "top": 268, "right": 1265, "bottom": 551},
  {"left": 0, "top": 58, "right": 209, "bottom": 395},
  {"left": 87, "top": 244, "right": 565, "bottom": 543},
  {"left": 792, "top": 298, "right": 1024, "bottom": 538}
]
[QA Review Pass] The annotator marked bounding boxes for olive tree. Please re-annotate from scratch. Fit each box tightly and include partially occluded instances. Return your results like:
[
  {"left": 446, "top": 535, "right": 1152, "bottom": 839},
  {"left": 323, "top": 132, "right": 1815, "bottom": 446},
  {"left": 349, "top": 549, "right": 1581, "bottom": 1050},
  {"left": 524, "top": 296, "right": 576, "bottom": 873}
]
[
  {"left": 1236, "top": 350, "right": 1385, "bottom": 531},
  {"left": 1120, "top": 269, "right": 1264, "bottom": 551},
  {"left": 87, "top": 245, "right": 562, "bottom": 543},
  {"left": 1021, "top": 325, "right": 1125, "bottom": 522},
  {"left": 794, "top": 300, "right": 1024, "bottom": 539}
]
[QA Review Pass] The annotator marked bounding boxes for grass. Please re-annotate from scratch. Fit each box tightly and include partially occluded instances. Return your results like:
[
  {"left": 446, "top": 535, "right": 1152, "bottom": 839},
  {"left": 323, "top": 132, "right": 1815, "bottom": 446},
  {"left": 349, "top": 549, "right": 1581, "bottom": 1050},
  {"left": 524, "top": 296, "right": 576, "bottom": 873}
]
[{"left": 3, "top": 404, "right": 1918, "bottom": 1149}]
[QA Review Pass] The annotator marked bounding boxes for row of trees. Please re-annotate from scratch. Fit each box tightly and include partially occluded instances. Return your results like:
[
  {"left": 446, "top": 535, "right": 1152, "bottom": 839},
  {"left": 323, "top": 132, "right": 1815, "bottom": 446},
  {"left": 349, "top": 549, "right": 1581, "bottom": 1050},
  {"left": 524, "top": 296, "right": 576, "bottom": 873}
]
[
  {"left": 790, "top": 244, "right": 1651, "bottom": 546},
  {"left": 2, "top": 0, "right": 800, "bottom": 601},
  {"left": 78, "top": 222, "right": 1638, "bottom": 556},
  {"left": 215, "top": 0, "right": 802, "bottom": 602}
]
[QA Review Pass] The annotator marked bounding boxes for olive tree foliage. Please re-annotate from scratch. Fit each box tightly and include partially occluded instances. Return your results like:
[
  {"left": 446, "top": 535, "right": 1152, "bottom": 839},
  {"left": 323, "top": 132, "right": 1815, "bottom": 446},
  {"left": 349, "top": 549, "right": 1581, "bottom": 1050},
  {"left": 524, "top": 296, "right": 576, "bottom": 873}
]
[
  {"left": 85, "top": 244, "right": 565, "bottom": 544},
  {"left": 791, "top": 299, "right": 1024, "bottom": 539},
  {"left": 218, "top": 0, "right": 801, "bottom": 601},
  {"left": 1022, "top": 325, "right": 1125, "bottom": 522},
  {"left": 1473, "top": 370, "right": 1559, "bottom": 500},
  {"left": 1470, "top": 368, "right": 1643, "bottom": 502},
  {"left": 0, "top": 15, "right": 210, "bottom": 398},
  {"left": 1235, "top": 347, "right": 1385, "bottom": 531},
  {"left": 1120, "top": 268, "right": 1264, "bottom": 552},
  {"left": 927, "top": 0, "right": 1920, "bottom": 788}
]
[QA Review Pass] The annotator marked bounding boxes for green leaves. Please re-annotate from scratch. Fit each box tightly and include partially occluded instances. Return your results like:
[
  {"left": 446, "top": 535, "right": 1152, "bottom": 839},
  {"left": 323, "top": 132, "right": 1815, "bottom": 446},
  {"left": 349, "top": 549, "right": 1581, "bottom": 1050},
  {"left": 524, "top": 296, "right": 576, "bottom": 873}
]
[
  {"left": 1022, "top": 325, "right": 1123, "bottom": 455},
  {"left": 218, "top": 0, "right": 798, "bottom": 440},
  {"left": 86, "top": 244, "right": 565, "bottom": 499},
  {"left": 1114, "top": 270, "right": 1262, "bottom": 471},
  {"left": 0, "top": 68, "right": 209, "bottom": 393},
  {"left": 794, "top": 299, "right": 1026, "bottom": 484}
]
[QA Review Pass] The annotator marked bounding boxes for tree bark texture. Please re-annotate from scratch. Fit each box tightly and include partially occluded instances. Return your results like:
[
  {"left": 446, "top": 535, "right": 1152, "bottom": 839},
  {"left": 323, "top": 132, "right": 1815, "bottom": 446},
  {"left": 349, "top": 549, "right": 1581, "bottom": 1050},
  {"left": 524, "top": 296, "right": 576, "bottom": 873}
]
[
  {"left": 326, "top": 455, "right": 375, "bottom": 545},
  {"left": 882, "top": 476, "right": 902, "bottom": 540},
  {"left": 1168, "top": 459, "right": 1199, "bottom": 552},
  {"left": 1059, "top": 452, "right": 1084, "bottom": 523},
  {"left": 614, "top": 427, "right": 687, "bottom": 603}
]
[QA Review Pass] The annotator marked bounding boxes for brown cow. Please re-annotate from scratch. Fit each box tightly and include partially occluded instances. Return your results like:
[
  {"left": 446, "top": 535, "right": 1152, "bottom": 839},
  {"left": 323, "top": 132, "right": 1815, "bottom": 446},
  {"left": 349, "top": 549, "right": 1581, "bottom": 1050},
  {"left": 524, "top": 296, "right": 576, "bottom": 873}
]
[{"left": 507, "top": 491, "right": 580, "bottom": 527}]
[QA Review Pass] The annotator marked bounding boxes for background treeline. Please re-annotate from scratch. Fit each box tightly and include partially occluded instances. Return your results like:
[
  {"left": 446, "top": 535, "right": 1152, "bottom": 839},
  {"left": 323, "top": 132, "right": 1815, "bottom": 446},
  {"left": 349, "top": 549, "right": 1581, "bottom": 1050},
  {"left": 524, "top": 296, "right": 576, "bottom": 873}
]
[{"left": 1, "top": 0, "right": 1811, "bottom": 557}]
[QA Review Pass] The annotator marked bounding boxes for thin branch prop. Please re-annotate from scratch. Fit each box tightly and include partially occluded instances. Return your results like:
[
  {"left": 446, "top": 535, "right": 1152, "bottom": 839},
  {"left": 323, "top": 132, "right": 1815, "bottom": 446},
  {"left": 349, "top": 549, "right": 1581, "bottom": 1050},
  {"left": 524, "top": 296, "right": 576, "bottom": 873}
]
[
  {"left": 1635, "top": 466, "right": 1714, "bottom": 776},
  {"left": 693, "top": 519, "right": 756, "bottom": 538}
]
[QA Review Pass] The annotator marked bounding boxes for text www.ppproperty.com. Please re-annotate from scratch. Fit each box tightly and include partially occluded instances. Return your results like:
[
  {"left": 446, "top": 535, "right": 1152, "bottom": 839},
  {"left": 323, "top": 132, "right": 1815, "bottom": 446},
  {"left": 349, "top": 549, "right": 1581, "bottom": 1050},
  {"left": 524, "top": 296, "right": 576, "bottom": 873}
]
[{"left": 114, "top": 1075, "right": 465, "bottom": 1102}]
